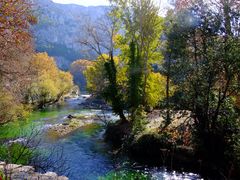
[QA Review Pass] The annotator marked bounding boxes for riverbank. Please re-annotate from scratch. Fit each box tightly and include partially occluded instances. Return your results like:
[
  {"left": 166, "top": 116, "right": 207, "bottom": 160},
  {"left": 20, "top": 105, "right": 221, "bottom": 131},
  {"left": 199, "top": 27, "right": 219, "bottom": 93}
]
[
  {"left": 104, "top": 110, "right": 240, "bottom": 179},
  {"left": 0, "top": 162, "right": 68, "bottom": 180}
]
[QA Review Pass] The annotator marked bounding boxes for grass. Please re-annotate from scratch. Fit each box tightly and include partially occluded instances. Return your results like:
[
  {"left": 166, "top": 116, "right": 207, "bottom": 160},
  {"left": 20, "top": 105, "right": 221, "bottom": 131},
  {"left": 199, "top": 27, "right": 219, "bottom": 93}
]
[{"left": 98, "top": 170, "right": 150, "bottom": 180}]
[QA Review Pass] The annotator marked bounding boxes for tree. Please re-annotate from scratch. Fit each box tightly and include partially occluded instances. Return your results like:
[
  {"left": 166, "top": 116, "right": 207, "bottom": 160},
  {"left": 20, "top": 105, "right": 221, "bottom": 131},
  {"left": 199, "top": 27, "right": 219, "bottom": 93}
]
[
  {"left": 70, "top": 60, "right": 94, "bottom": 91},
  {"left": 104, "top": 57, "right": 127, "bottom": 122},
  {"left": 0, "top": 88, "right": 29, "bottom": 125},
  {"left": 0, "top": 0, "right": 36, "bottom": 124},
  {"left": 111, "top": 0, "right": 164, "bottom": 108},
  {"left": 83, "top": 1, "right": 166, "bottom": 125},
  {"left": 164, "top": 0, "right": 240, "bottom": 176},
  {"left": 0, "top": 0, "right": 36, "bottom": 78},
  {"left": 80, "top": 9, "right": 128, "bottom": 121},
  {"left": 127, "top": 41, "right": 142, "bottom": 120},
  {"left": 161, "top": 9, "right": 189, "bottom": 125},
  {"left": 28, "top": 53, "right": 74, "bottom": 108}
]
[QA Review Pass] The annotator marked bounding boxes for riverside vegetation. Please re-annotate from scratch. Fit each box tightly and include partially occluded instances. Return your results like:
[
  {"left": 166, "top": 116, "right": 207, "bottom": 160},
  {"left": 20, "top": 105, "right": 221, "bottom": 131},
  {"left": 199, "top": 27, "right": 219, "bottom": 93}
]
[
  {"left": 0, "top": 0, "right": 240, "bottom": 179},
  {"left": 83, "top": 0, "right": 240, "bottom": 179}
]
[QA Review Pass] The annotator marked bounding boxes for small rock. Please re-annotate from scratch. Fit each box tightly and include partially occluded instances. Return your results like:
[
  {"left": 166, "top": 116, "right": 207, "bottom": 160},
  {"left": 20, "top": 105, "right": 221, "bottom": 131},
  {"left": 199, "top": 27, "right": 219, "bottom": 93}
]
[
  {"left": 44, "top": 172, "right": 58, "bottom": 178},
  {"left": 67, "top": 115, "right": 75, "bottom": 119}
]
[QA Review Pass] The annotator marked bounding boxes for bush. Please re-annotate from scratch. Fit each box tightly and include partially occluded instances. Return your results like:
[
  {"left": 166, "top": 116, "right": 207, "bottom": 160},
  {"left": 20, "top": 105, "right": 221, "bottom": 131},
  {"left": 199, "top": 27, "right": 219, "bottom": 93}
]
[
  {"left": 129, "top": 133, "right": 174, "bottom": 164},
  {"left": 0, "top": 143, "right": 33, "bottom": 165},
  {"left": 105, "top": 120, "right": 131, "bottom": 149}
]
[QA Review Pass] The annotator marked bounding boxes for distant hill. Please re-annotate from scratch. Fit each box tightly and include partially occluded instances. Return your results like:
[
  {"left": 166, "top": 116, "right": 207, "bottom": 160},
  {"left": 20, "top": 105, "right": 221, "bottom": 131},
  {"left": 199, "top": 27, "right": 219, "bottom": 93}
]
[{"left": 33, "top": 0, "right": 108, "bottom": 70}]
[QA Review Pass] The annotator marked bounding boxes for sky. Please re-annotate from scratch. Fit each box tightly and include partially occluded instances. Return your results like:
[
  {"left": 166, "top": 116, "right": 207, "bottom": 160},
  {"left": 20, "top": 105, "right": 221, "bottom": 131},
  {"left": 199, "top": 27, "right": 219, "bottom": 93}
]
[
  {"left": 52, "top": 0, "right": 172, "bottom": 9},
  {"left": 52, "top": 0, "right": 109, "bottom": 6}
]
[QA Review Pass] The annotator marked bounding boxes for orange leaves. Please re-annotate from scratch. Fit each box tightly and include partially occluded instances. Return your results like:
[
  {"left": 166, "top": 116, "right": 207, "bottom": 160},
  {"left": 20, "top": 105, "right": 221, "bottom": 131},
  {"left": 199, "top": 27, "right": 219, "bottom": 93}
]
[
  {"left": 70, "top": 59, "right": 94, "bottom": 73},
  {"left": 0, "top": 0, "right": 34, "bottom": 46}
]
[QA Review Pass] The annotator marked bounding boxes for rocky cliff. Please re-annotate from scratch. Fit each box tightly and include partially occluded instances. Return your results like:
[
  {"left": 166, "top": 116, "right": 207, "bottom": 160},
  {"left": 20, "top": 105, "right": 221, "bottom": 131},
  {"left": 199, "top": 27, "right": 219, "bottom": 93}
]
[{"left": 33, "top": 0, "right": 108, "bottom": 70}]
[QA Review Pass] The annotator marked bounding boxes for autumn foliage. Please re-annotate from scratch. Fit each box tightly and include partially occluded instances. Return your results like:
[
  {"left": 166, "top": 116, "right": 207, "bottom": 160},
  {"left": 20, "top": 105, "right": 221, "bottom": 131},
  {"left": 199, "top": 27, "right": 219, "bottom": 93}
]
[
  {"left": 0, "top": 2, "right": 73, "bottom": 123},
  {"left": 27, "top": 53, "right": 74, "bottom": 108}
]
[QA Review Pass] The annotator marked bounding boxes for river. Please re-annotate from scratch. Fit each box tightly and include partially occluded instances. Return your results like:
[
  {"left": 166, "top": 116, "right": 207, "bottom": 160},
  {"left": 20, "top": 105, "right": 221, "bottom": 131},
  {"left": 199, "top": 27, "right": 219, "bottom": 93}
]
[{"left": 0, "top": 97, "right": 203, "bottom": 180}]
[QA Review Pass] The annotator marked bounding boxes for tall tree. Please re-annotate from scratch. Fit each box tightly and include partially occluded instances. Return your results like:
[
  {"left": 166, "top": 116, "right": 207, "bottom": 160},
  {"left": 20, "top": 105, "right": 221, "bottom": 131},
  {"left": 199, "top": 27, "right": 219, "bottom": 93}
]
[
  {"left": 128, "top": 41, "right": 142, "bottom": 121},
  {"left": 80, "top": 10, "right": 127, "bottom": 121},
  {"left": 110, "top": 0, "right": 164, "bottom": 109},
  {"left": 0, "top": 0, "right": 36, "bottom": 124},
  {"left": 165, "top": 0, "right": 240, "bottom": 175}
]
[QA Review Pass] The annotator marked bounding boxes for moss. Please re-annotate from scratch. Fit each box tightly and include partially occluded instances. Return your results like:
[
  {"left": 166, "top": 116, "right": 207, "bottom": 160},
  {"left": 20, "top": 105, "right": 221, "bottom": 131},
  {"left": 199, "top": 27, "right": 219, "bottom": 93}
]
[
  {"left": 82, "top": 123, "right": 102, "bottom": 136},
  {"left": 69, "top": 120, "right": 80, "bottom": 128}
]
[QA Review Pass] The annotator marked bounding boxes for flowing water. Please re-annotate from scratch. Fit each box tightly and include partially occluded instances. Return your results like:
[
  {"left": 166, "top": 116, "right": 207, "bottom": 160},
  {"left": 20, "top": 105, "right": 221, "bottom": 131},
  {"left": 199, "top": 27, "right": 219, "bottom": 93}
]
[{"left": 0, "top": 97, "right": 203, "bottom": 180}]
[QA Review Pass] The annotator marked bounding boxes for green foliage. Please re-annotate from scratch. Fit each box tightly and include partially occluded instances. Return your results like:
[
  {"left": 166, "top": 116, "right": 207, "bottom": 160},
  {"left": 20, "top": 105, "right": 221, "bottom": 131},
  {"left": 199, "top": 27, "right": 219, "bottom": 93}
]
[
  {"left": 0, "top": 144, "right": 33, "bottom": 165},
  {"left": 84, "top": 55, "right": 109, "bottom": 94},
  {"left": 99, "top": 170, "right": 149, "bottom": 180},
  {"left": 127, "top": 41, "right": 143, "bottom": 115},
  {"left": 0, "top": 170, "right": 7, "bottom": 180},
  {"left": 162, "top": 0, "right": 240, "bottom": 176},
  {"left": 132, "top": 106, "right": 147, "bottom": 134},
  {"left": 103, "top": 58, "right": 126, "bottom": 121}
]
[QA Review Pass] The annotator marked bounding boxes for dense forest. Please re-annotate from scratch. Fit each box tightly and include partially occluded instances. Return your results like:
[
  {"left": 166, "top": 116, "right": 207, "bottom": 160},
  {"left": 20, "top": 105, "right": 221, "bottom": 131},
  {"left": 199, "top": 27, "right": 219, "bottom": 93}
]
[{"left": 0, "top": 0, "right": 240, "bottom": 179}]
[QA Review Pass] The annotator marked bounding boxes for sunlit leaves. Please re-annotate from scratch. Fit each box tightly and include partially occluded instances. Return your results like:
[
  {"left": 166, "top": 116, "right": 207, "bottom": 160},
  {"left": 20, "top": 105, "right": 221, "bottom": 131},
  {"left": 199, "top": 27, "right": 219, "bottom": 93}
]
[{"left": 28, "top": 53, "right": 74, "bottom": 108}]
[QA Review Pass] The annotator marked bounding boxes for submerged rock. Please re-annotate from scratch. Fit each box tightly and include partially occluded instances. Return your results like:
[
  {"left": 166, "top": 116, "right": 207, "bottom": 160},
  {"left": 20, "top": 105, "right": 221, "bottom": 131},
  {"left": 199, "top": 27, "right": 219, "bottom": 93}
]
[
  {"left": 67, "top": 114, "right": 75, "bottom": 119},
  {"left": 48, "top": 116, "right": 99, "bottom": 137}
]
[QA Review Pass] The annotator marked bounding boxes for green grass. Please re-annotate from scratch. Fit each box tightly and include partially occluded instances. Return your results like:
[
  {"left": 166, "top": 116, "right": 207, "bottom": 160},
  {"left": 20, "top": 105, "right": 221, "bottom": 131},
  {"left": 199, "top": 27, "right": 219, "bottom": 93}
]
[{"left": 99, "top": 170, "right": 150, "bottom": 180}]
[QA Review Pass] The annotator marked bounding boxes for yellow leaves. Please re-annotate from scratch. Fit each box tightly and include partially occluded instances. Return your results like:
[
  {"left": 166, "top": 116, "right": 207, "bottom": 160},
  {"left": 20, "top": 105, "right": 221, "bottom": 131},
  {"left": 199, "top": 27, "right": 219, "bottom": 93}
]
[
  {"left": 32, "top": 52, "right": 58, "bottom": 77},
  {"left": 29, "top": 53, "right": 74, "bottom": 106},
  {"left": 84, "top": 54, "right": 174, "bottom": 109},
  {"left": 0, "top": 88, "right": 29, "bottom": 123},
  {"left": 146, "top": 72, "right": 175, "bottom": 108},
  {"left": 84, "top": 61, "right": 104, "bottom": 93},
  {"left": 58, "top": 71, "right": 74, "bottom": 94},
  {"left": 70, "top": 59, "right": 94, "bottom": 73},
  {"left": 146, "top": 72, "right": 165, "bottom": 107},
  {"left": 84, "top": 54, "right": 128, "bottom": 93}
]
